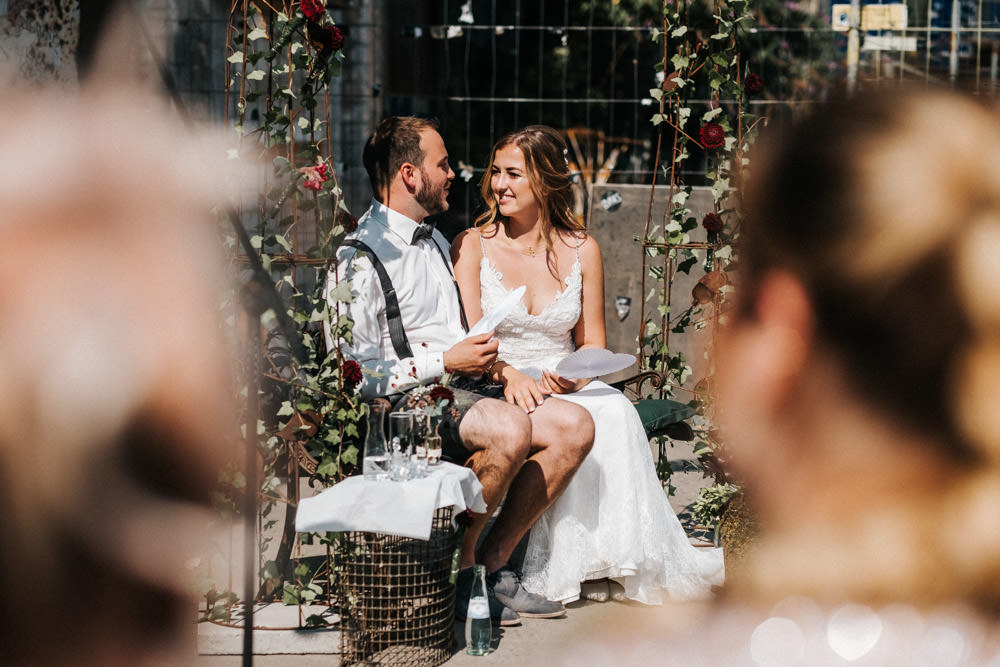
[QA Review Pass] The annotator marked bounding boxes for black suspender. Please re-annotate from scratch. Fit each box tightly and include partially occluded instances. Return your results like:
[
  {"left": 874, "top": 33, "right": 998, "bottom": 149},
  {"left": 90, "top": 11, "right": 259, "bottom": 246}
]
[
  {"left": 340, "top": 239, "right": 413, "bottom": 359},
  {"left": 424, "top": 236, "right": 470, "bottom": 332},
  {"left": 340, "top": 232, "right": 470, "bottom": 362}
]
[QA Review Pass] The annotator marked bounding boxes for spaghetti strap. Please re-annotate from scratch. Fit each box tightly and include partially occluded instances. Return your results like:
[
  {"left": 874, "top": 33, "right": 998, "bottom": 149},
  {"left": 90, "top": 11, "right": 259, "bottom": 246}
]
[{"left": 477, "top": 228, "right": 490, "bottom": 258}]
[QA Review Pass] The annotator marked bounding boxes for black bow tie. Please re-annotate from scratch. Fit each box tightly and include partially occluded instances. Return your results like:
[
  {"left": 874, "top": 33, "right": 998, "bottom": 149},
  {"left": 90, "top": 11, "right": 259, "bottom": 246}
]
[{"left": 411, "top": 223, "right": 435, "bottom": 245}]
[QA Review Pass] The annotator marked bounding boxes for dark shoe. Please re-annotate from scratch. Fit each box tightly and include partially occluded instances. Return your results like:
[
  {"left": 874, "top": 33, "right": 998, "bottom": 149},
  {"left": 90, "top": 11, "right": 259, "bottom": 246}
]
[
  {"left": 455, "top": 567, "right": 521, "bottom": 627},
  {"left": 487, "top": 565, "right": 566, "bottom": 619}
]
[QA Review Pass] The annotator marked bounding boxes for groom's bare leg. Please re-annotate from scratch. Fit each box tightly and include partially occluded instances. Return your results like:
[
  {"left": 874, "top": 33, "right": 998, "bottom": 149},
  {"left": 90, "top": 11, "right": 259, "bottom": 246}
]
[
  {"left": 457, "top": 398, "right": 532, "bottom": 570},
  {"left": 477, "top": 398, "right": 594, "bottom": 573}
]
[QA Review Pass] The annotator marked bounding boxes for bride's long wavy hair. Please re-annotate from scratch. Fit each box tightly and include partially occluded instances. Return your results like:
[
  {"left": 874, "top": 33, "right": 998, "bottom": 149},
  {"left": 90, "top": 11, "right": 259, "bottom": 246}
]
[{"left": 475, "top": 125, "right": 585, "bottom": 258}]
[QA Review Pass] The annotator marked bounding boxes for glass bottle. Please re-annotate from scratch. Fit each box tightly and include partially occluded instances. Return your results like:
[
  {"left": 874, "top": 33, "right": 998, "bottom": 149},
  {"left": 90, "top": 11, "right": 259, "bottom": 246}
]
[
  {"left": 362, "top": 401, "right": 389, "bottom": 480},
  {"left": 465, "top": 565, "right": 491, "bottom": 655}
]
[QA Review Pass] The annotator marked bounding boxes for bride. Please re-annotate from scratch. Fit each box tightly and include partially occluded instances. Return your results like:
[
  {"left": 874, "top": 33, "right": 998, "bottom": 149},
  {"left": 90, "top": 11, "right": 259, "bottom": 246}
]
[{"left": 451, "top": 125, "right": 724, "bottom": 605}]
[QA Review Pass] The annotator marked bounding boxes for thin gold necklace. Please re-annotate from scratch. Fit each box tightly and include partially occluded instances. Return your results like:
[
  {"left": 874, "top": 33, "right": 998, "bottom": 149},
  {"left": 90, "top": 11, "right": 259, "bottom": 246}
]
[{"left": 507, "top": 232, "right": 541, "bottom": 257}]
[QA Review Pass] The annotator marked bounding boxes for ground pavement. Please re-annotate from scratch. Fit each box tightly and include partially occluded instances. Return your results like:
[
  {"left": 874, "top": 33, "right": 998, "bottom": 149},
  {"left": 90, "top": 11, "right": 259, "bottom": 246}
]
[{"left": 183, "top": 438, "right": 717, "bottom": 666}]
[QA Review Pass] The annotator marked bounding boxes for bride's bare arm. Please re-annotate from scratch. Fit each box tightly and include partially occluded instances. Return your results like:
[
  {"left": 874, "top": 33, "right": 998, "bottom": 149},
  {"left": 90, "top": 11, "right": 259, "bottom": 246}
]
[
  {"left": 542, "top": 235, "right": 607, "bottom": 394},
  {"left": 451, "top": 228, "right": 486, "bottom": 325}
]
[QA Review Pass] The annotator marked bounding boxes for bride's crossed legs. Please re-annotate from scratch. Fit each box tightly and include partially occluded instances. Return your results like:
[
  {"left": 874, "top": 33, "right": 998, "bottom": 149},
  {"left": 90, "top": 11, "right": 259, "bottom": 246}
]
[{"left": 457, "top": 395, "right": 594, "bottom": 573}]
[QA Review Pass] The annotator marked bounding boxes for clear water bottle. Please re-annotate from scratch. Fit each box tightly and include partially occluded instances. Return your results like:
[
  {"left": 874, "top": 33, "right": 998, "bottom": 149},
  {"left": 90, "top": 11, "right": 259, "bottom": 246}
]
[
  {"left": 465, "top": 564, "right": 492, "bottom": 655},
  {"left": 362, "top": 401, "right": 389, "bottom": 480}
]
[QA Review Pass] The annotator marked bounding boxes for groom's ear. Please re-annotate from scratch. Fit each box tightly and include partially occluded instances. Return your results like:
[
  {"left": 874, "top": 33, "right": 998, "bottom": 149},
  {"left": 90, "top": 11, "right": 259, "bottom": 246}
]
[{"left": 399, "top": 162, "right": 419, "bottom": 192}]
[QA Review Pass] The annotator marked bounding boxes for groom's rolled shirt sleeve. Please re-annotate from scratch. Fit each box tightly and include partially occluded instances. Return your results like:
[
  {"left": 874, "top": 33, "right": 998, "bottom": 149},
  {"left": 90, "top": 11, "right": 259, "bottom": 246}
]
[{"left": 325, "top": 253, "right": 446, "bottom": 400}]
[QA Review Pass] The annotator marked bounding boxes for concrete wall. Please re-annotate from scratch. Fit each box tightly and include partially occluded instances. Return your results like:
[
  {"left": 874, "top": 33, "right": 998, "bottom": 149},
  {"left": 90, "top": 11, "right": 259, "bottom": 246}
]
[{"left": 587, "top": 183, "right": 718, "bottom": 392}]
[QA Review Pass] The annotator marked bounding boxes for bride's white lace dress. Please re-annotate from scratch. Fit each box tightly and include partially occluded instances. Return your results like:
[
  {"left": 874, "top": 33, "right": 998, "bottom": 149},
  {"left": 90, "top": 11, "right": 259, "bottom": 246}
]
[{"left": 480, "top": 244, "right": 725, "bottom": 604}]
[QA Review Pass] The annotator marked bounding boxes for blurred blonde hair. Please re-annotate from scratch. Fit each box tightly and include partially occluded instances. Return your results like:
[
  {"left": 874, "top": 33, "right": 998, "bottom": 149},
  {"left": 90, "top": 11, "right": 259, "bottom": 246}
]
[
  {"left": 737, "top": 86, "right": 1000, "bottom": 609},
  {"left": 0, "top": 83, "right": 238, "bottom": 664}
]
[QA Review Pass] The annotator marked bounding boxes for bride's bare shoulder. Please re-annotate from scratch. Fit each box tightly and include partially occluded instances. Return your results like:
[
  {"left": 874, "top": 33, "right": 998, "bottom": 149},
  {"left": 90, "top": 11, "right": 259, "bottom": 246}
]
[
  {"left": 556, "top": 230, "right": 602, "bottom": 259},
  {"left": 450, "top": 227, "right": 483, "bottom": 264}
]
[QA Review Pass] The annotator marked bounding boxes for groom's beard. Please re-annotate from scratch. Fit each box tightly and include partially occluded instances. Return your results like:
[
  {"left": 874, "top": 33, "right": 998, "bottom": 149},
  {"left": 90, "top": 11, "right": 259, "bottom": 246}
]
[{"left": 415, "top": 167, "right": 449, "bottom": 216}]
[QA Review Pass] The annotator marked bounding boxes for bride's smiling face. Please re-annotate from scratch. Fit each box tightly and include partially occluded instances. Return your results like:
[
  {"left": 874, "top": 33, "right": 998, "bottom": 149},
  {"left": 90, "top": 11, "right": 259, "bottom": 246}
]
[{"left": 491, "top": 144, "right": 541, "bottom": 223}]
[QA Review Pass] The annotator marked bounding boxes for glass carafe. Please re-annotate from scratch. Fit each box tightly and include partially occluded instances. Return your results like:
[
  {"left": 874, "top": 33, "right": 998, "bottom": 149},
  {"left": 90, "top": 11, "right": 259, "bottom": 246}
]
[{"left": 362, "top": 401, "right": 389, "bottom": 480}]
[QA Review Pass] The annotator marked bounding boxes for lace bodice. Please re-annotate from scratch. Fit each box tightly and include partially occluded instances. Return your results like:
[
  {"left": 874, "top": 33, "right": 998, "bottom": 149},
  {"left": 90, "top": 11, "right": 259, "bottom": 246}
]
[{"left": 479, "top": 253, "right": 582, "bottom": 372}]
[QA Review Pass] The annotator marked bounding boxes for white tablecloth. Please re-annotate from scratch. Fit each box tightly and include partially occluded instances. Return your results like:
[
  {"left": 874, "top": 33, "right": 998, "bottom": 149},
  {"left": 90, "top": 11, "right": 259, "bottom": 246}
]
[{"left": 295, "top": 462, "right": 486, "bottom": 540}]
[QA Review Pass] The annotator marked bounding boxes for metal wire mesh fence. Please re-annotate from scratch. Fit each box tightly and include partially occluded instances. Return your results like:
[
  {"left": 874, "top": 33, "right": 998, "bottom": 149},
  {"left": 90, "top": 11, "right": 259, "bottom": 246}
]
[{"left": 159, "top": 0, "right": 1000, "bottom": 234}]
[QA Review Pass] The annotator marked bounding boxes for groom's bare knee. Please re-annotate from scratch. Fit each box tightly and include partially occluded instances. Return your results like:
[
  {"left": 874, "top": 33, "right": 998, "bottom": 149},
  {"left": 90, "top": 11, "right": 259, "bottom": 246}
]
[
  {"left": 460, "top": 398, "right": 532, "bottom": 465},
  {"left": 533, "top": 399, "right": 594, "bottom": 466}
]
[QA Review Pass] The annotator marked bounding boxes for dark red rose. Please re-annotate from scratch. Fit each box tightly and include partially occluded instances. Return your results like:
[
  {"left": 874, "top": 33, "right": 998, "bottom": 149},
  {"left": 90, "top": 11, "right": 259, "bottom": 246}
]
[
  {"left": 337, "top": 210, "right": 358, "bottom": 233},
  {"left": 702, "top": 212, "right": 724, "bottom": 233},
  {"left": 300, "top": 0, "right": 325, "bottom": 20},
  {"left": 342, "top": 359, "right": 363, "bottom": 389},
  {"left": 307, "top": 21, "right": 345, "bottom": 53},
  {"left": 429, "top": 386, "right": 455, "bottom": 404},
  {"left": 745, "top": 72, "right": 763, "bottom": 95},
  {"left": 326, "top": 25, "right": 345, "bottom": 51},
  {"left": 699, "top": 122, "right": 726, "bottom": 150}
]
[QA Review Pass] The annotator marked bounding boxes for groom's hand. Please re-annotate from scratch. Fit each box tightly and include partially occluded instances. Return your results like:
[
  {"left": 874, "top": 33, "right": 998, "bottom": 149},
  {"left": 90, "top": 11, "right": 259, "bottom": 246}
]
[{"left": 443, "top": 332, "right": 498, "bottom": 375}]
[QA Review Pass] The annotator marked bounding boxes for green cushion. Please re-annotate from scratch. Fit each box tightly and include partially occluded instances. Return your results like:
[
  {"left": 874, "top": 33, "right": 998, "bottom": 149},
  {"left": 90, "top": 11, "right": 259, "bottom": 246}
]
[{"left": 633, "top": 398, "right": 696, "bottom": 437}]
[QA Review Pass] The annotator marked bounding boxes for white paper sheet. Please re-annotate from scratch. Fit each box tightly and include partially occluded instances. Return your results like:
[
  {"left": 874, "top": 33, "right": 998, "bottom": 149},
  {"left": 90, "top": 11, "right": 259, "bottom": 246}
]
[
  {"left": 554, "top": 348, "right": 636, "bottom": 379},
  {"left": 466, "top": 285, "right": 526, "bottom": 337}
]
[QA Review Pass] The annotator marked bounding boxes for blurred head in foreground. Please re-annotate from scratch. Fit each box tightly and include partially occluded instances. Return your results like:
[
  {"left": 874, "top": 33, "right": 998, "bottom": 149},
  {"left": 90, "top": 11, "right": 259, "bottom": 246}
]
[
  {"left": 719, "top": 87, "right": 1000, "bottom": 610},
  {"left": 0, "top": 84, "right": 236, "bottom": 664}
]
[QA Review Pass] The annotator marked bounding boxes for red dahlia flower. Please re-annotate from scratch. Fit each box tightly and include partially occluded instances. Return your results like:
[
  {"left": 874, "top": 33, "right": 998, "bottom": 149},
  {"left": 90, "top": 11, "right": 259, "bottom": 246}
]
[
  {"left": 700, "top": 122, "right": 726, "bottom": 150},
  {"left": 342, "top": 360, "right": 363, "bottom": 389},
  {"left": 702, "top": 212, "right": 724, "bottom": 233},
  {"left": 429, "top": 386, "right": 455, "bottom": 404},
  {"left": 745, "top": 72, "right": 764, "bottom": 95}
]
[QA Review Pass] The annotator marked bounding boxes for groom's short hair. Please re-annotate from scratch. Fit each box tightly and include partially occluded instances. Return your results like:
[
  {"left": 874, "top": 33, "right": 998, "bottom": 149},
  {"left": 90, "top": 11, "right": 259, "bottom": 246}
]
[{"left": 363, "top": 116, "right": 439, "bottom": 199}]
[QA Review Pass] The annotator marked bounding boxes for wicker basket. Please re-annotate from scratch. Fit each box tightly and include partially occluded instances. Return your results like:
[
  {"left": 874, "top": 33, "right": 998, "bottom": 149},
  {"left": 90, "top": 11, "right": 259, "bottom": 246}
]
[{"left": 337, "top": 506, "right": 456, "bottom": 666}]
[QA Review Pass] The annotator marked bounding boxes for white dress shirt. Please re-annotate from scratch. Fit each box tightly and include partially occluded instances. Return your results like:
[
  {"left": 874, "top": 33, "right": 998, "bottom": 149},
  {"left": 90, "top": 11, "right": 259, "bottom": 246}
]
[{"left": 324, "top": 199, "right": 466, "bottom": 399}]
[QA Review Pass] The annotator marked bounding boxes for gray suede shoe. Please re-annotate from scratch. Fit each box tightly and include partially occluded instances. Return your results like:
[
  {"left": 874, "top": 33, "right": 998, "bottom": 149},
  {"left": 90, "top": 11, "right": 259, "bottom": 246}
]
[
  {"left": 455, "top": 567, "right": 521, "bottom": 627},
  {"left": 487, "top": 566, "right": 566, "bottom": 618}
]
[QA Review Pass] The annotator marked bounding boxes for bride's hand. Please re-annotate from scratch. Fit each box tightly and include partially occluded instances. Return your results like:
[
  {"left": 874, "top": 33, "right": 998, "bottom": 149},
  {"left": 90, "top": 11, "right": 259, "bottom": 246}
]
[
  {"left": 540, "top": 369, "right": 592, "bottom": 394},
  {"left": 497, "top": 365, "right": 546, "bottom": 413}
]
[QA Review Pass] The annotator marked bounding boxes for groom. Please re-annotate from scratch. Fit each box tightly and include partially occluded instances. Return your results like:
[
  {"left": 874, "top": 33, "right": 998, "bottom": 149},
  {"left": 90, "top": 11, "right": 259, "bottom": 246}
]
[{"left": 325, "top": 117, "right": 594, "bottom": 626}]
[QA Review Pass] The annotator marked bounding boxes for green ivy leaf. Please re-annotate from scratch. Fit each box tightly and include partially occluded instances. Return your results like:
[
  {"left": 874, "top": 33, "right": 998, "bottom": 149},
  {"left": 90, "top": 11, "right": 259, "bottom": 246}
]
[
  {"left": 340, "top": 445, "right": 359, "bottom": 465},
  {"left": 316, "top": 457, "right": 338, "bottom": 477},
  {"left": 702, "top": 107, "right": 724, "bottom": 122},
  {"left": 677, "top": 256, "right": 698, "bottom": 274},
  {"left": 248, "top": 27, "right": 268, "bottom": 41},
  {"left": 247, "top": 69, "right": 266, "bottom": 81},
  {"left": 326, "top": 280, "right": 354, "bottom": 304},
  {"left": 227, "top": 51, "right": 244, "bottom": 63}
]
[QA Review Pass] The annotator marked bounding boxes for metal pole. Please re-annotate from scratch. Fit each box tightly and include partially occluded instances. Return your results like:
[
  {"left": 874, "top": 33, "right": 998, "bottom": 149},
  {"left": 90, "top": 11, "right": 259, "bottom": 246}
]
[
  {"left": 950, "top": 0, "right": 961, "bottom": 85},
  {"left": 847, "top": 0, "right": 861, "bottom": 95},
  {"left": 243, "top": 313, "right": 259, "bottom": 666}
]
